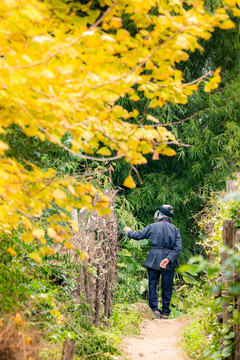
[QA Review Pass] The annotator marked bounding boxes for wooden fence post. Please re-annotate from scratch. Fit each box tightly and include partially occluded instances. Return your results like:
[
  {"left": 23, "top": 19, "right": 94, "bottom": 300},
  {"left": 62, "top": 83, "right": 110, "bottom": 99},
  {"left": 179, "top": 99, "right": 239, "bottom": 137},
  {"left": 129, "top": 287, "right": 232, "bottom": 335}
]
[
  {"left": 222, "top": 220, "right": 234, "bottom": 267},
  {"left": 222, "top": 220, "right": 235, "bottom": 360},
  {"left": 62, "top": 339, "right": 76, "bottom": 360},
  {"left": 234, "top": 229, "right": 240, "bottom": 360},
  {"left": 223, "top": 175, "right": 240, "bottom": 360},
  {"left": 56, "top": 192, "right": 118, "bottom": 326},
  {"left": 226, "top": 173, "right": 240, "bottom": 194}
]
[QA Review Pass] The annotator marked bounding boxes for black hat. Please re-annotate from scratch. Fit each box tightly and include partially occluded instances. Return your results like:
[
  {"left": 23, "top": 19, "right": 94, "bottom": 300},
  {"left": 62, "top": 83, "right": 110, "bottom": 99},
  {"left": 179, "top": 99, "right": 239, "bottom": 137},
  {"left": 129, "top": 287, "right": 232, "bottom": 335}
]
[{"left": 158, "top": 205, "right": 174, "bottom": 218}]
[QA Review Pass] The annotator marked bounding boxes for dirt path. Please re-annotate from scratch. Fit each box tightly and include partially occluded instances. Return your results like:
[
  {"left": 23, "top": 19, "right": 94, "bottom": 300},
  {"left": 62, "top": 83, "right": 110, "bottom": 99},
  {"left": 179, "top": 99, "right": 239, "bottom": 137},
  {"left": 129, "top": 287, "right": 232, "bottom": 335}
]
[{"left": 120, "top": 317, "right": 189, "bottom": 360}]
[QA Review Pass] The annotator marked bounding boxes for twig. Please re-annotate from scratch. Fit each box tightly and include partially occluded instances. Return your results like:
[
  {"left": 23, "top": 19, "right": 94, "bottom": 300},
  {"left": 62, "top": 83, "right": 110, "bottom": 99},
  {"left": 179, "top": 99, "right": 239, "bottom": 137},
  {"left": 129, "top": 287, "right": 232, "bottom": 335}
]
[
  {"left": 17, "top": 102, "right": 125, "bottom": 162},
  {"left": 183, "top": 70, "right": 212, "bottom": 87},
  {"left": 85, "top": 352, "right": 105, "bottom": 358},
  {"left": 39, "top": 125, "right": 126, "bottom": 162},
  {"left": 138, "top": 103, "right": 148, "bottom": 126},
  {"left": 157, "top": 141, "right": 191, "bottom": 147},
  {"left": 92, "top": 30, "right": 180, "bottom": 90},
  {"left": 131, "top": 164, "right": 143, "bottom": 185},
  {"left": 97, "top": 129, "right": 126, "bottom": 154},
  {"left": 3, "top": 230, "right": 28, "bottom": 254},
  {"left": 137, "top": 110, "right": 202, "bottom": 127}
]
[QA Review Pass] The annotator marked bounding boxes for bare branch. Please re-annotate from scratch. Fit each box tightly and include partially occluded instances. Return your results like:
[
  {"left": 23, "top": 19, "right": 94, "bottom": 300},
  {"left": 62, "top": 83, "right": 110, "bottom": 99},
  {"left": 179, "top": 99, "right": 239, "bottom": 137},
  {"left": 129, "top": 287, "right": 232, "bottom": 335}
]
[
  {"left": 183, "top": 71, "right": 212, "bottom": 87},
  {"left": 131, "top": 164, "right": 143, "bottom": 185},
  {"left": 92, "top": 30, "right": 181, "bottom": 90},
  {"left": 17, "top": 101, "right": 125, "bottom": 162},
  {"left": 159, "top": 141, "right": 191, "bottom": 148},
  {"left": 137, "top": 110, "right": 202, "bottom": 127},
  {"left": 138, "top": 104, "right": 148, "bottom": 126},
  {"left": 39, "top": 125, "right": 126, "bottom": 162}
]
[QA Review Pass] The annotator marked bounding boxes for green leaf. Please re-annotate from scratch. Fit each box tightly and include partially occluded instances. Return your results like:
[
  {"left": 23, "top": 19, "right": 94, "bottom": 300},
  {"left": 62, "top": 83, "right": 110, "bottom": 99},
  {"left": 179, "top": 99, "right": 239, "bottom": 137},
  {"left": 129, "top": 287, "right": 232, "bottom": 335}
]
[
  {"left": 118, "top": 249, "right": 132, "bottom": 257},
  {"left": 138, "top": 239, "right": 148, "bottom": 246},
  {"left": 225, "top": 331, "right": 235, "bottom": 339},
  {"left": 221, "top": 345, "right": 233, "bottom": 358},
  {"left": 202, "top": 348, "right": 211, "bottom": 357},
  {"left": 178, "top": 264, "right": 193, "bottom": 273},
  {"left": 182, "top": 273, "right": 197, "bottom": 284}
]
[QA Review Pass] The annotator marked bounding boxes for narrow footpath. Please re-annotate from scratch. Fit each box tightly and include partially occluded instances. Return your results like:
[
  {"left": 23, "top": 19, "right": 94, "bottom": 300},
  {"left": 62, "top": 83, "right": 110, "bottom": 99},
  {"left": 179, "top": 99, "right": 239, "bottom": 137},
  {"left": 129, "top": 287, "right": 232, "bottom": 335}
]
[{"left": 120, "top": 317, "right": 189, "bottom": 360}]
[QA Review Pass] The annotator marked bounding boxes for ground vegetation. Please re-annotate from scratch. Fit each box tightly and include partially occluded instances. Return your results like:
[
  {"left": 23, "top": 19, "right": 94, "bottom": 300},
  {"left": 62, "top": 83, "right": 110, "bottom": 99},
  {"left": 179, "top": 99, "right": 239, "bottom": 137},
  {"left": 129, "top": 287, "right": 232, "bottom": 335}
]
[{"left": 0, "top": 0, "right": 240, "bottom": 359}]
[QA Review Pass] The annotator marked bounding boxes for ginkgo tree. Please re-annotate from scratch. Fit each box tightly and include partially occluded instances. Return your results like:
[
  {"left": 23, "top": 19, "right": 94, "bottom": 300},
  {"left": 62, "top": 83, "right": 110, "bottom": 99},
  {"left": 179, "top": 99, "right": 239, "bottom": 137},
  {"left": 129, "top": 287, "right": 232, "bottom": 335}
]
[{"left": 0, "top": 0, "right": 239, "bottom": 259}]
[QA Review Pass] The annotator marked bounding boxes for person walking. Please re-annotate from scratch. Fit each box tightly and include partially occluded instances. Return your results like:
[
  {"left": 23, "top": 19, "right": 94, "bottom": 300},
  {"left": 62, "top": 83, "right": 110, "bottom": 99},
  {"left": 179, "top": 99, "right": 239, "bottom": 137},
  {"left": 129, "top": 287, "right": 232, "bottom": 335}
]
[{"left": 123, "top": 204, "right": 182, "bottom": 319}]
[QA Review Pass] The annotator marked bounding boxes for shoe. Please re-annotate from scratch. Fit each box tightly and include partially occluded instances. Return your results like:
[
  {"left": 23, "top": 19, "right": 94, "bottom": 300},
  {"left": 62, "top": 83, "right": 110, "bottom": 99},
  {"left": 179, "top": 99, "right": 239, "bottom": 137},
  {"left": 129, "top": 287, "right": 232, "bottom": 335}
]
[
  {"left": 153, "top": 311, "right": 160, "bottom": 319},
  {"left": 160, "top": 314, "right": 168, "bottom": 319}
]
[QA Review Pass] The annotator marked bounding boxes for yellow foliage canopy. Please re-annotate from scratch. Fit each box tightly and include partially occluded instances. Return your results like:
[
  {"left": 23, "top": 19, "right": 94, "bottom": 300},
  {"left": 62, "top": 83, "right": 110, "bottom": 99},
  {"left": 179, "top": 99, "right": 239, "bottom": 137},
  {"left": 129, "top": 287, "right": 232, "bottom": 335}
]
[{"left": 0, "top": 0, "right": 238, "bottom": 256}]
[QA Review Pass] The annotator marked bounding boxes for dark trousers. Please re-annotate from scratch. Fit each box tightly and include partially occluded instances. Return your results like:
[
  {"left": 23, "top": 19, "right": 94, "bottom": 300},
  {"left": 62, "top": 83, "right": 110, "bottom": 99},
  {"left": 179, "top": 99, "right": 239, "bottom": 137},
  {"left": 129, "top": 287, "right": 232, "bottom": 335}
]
[{"left": 147, "top": 267, "right": 175, "bottom": 316}]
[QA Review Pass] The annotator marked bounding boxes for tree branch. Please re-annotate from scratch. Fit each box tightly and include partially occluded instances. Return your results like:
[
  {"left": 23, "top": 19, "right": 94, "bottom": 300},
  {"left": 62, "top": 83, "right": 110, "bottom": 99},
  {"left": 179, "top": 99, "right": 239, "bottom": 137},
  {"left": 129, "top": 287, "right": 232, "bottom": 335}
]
[
  {"left": 137, "top": 110, "right": 202, "bottom": 127},
  {"left": 158, "top": 141, "right": 191, "bottom": 147},
  {"left": 183, "top": 70, "right": 212, "bottom": 87},
  {"left": 92, "top": 30, "right": 181, "bottom": 90},
  {"left": 39, "top": 125, "right": 126, "bottom": 162},
  {"left": 131, "top": 165, "right": 143, "bottom": 185}
]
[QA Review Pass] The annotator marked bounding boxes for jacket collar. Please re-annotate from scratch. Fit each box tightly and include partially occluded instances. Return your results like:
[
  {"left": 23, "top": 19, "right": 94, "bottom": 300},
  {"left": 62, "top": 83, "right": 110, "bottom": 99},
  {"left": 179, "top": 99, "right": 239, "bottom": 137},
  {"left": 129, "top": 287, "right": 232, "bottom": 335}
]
[{"left": 159, "top": 218, "right": 171, "bottom": 223}]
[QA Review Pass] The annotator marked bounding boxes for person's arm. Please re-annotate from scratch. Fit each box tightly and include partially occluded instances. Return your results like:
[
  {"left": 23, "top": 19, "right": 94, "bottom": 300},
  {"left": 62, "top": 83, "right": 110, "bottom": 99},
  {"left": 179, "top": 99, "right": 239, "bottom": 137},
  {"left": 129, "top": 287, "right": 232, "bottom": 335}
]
[
  {"left": 123, "top": 225, "right": 152, "bottom": 240},
  {"left": 166, "top": 229, "right": 182, "bottom": 263},
  {"left": 160, "top": 229, "right": 182, "bottom": 268}
]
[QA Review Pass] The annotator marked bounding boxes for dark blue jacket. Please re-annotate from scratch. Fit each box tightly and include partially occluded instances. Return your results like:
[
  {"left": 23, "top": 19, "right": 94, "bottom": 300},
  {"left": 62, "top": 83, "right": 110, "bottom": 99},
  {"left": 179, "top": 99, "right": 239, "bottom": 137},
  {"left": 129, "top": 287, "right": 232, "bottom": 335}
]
[{"left": 127, "top": 219, "right": 182, "bottom": 271}]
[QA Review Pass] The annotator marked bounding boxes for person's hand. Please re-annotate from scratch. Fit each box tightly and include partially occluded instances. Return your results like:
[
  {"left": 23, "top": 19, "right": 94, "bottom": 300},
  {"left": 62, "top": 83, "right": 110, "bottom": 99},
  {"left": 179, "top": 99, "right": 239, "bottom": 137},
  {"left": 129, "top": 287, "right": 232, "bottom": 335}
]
[
  {"left": 160, "top": 258, "right": 170, "bottom": 269},
  {"left": 123, "top": 226, "right": 131, "bottom": 232}
]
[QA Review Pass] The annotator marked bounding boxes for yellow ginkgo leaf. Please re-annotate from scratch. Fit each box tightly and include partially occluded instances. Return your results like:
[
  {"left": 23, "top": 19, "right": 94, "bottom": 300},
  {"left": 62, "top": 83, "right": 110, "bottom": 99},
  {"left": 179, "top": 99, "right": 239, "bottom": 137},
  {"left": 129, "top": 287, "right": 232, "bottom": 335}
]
[
  {"left": 96, "top": 147, "right": 112, "bottom": 156},
  {"left": 13, "top": 312, "right": 23, "bottom": 324},
  {"left": 219, "top": 20, "right": 235, "bottom": 29},
  {"left": 22, "top": 232, "right": 34, "bottom": 243},
  {"left": 7, "top": 248, "right": 16, "bottom": 256},
  {"left": 213, "top": 68, "right": 221, "bottom": 77},
  {"left": 32, "top": 229, "right": 45, "bottom": 239},
  {"left": 109, "top": 17, "right": 122, "bottom": 29},
  {"left": 80, "top": 251, "right": 90, "bottom": 262},
  {"left": 123, "top": 175, "right": 136, "bottom": 189},
  {"left": 224, "top": 0, "right": 236, "bottom": 5},
  {"left": 29, "top": 252, "right": 42, "bottom": 263},
  {"left": 204, "top": 79, "right": 219, "bottom": 93},
  {"left": 40, "top": 246, "right": 55, "bottom": 255},
  {"left": 25, "top": 337, "right": 32, "bottom": 345},
  {"left": 129, "top": 93, "right": 140, "bottom": 101},
  {"left": 0, "top": 141, "right": 9, "bottom": 152},
  {"left": 52, "top": 189, "right": 67, "bottom": 200},
  {"left": 152, "top": 150, "right": 159, "bottom": 160},
  {"left": 162, "top": 147, "right": 176, "bottom": 156},
  {"left": 146, "top": 114, "right": 159, "bottom": 123},
  {"left": 47, "top": 228, "right": 57, "bottom": 238},
  {"left": 64, "top": 241, "right": 73, "bottom": 250},
  {"left": 68, "top": 185, "right": 75, "bottom": 195}
]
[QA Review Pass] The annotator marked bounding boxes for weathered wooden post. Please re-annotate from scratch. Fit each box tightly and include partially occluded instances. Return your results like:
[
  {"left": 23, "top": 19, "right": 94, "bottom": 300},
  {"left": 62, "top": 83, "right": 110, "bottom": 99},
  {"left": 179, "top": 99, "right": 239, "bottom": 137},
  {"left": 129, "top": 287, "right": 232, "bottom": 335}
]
[
  {"left": 226, "top": 173, "right": 240, "bottom": 194},
  {"left": 223, "top": 174, "right": 240, "bottom": 360},
  {"left": 234, "top": 229, "right": 240, "bottom": 360},
  {"left": 57, "top": 191, "right": 118, "bottom": 326},
  {"left": 62, "top": 339, "right": 76, "bottom": 360},
  {"left": 222, "top": 221, "right": 235, "bottom": 329},
  {"left": 94, "top": 211, "right": 104, "bottom": 325},
  {"left": 78, "top": 207, "right": 87, "bottom": 299},
  {"left": 104, "top": 190, "right": 118, "bottom": 318},
  {"left": 86, "top": 209, "right": 98, "bottom": 321}
]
